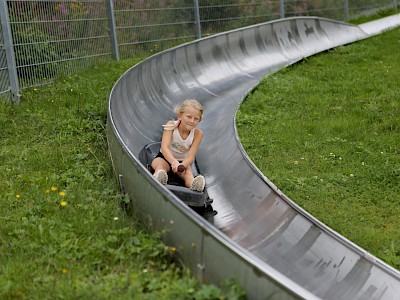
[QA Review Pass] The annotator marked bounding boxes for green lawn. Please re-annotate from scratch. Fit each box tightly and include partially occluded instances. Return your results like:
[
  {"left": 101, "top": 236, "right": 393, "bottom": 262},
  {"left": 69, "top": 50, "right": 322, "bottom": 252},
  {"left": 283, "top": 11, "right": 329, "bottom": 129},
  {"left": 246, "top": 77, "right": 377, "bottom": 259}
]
[
  {"left": 0, "top": 61, "right": 243, "bottom": 299},
  {"left": 237, "top": 25, "right": 400, "bottom": 270},
  {"left": 1, "top": 10, "right": 399, "bottom": 299}
]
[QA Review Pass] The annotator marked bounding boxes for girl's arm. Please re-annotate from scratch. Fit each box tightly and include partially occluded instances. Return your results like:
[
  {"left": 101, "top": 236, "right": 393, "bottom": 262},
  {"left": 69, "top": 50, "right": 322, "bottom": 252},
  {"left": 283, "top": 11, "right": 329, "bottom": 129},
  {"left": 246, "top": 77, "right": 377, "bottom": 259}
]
[
  {"left": 181, "top": 128, "right": 203, "bottom": 169},
  {"left": 159, "top": 120, "right": 177, "bottom": 165}
]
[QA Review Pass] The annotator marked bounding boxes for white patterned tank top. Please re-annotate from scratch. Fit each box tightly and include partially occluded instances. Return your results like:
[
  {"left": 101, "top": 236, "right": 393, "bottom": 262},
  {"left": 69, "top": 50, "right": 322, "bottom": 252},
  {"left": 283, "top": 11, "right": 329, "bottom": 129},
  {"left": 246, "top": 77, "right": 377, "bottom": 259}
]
[{"left": 163, "top": 120, "right": 195, "bottom": 160}]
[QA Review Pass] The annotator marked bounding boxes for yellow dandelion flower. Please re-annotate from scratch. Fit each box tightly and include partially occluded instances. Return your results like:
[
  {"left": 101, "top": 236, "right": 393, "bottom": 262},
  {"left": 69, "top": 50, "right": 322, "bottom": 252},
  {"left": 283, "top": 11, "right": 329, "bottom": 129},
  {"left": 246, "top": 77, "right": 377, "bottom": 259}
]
[
  {"left": 16, "top": 194, "right": 21, "bottom": 199},
  {"left": 51, "top": 186, "right": 58, "bottom": 192},
  {"left": 61, "top": 268, "right": 68, "bottom": 274},
  {"left": 170, "top": 246, "right": 176, "bottom": 252},
  {"left": 59, "top": 191, "right": 66, "bottom": 197},
  {"left": 60, "top": 201, "right": 68, "bottom": 207},
  {"left": 45, "top": 189, "right": 51, "bottom": 194}
]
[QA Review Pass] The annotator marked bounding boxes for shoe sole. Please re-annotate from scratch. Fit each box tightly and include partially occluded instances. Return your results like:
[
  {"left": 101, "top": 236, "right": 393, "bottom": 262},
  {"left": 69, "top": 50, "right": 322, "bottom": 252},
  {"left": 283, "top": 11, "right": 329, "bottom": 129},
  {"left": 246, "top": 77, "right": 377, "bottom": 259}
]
[
  {"left": 191, "top": 175, "right": 205, "bottom": 192},
  {"left": 155, "top": 170, "right": 168, "bottom": 185}
]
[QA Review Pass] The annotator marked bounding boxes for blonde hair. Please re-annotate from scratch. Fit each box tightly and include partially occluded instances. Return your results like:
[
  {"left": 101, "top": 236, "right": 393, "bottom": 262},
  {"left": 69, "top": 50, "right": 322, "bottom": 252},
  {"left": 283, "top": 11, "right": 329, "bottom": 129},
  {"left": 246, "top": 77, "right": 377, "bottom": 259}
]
[{"left": 174, "top": 99, "right": 204, "bottom": 121}]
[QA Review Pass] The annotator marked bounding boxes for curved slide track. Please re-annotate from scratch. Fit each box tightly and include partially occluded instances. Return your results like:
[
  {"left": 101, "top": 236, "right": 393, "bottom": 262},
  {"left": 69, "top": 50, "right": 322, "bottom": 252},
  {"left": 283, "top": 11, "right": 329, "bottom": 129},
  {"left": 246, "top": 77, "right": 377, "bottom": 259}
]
[{"left": 107, "top": 15, "right": 400, "bottom": 299}]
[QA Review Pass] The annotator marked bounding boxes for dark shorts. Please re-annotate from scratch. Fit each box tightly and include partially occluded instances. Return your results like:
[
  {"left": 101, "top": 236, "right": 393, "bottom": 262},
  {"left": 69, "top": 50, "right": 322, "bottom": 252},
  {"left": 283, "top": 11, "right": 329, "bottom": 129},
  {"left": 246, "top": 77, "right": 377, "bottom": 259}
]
[{"left": 155, "top": 152, "right": 182, "bottom": 167}]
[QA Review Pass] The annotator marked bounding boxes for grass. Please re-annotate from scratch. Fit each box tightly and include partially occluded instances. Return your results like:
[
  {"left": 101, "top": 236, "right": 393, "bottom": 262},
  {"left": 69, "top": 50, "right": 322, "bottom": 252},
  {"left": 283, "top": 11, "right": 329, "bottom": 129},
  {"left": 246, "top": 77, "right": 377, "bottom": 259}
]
[
  {"left": 350, "top": 8, "right": 399, "bottom": 24},
  {"left": 0, "top": 60, "right": 244, "bottom": 299},
  {"left": 1, "top": 10, "right": 398, "bottom": 299},
  {"left": 236, "top": 25, "right": 400, "bottom": 270}
]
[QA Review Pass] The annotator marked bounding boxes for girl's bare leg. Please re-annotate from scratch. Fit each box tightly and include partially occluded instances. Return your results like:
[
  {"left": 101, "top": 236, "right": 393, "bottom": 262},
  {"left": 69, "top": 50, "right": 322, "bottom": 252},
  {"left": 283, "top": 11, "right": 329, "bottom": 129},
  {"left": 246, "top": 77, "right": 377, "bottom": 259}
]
[
  {"left": 151, "top": 157, "right": 170, "bottom": 184},
  {"left": 179, "top": 168, "right": 195, "bottom": 188},
  {"left": 151, "top": 157, "right": 170, "bottom": 173}
]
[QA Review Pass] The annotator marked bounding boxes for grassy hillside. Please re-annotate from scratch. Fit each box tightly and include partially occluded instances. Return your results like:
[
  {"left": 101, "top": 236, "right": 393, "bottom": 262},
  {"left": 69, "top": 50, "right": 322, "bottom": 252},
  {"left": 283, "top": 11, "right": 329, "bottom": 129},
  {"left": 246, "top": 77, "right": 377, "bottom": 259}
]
[
  {"left": 0, "top": 60, "right": 243, "bottom": 299},
  {"left": 237, "top": 25, "right": 400, "bottom": 270}
]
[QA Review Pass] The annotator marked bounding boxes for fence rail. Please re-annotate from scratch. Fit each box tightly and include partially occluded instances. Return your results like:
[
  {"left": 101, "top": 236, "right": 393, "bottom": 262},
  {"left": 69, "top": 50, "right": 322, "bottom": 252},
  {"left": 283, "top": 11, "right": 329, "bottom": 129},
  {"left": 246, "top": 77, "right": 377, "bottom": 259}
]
[{"left": 0, "top": 0, "right": 398, "bottom": 103}]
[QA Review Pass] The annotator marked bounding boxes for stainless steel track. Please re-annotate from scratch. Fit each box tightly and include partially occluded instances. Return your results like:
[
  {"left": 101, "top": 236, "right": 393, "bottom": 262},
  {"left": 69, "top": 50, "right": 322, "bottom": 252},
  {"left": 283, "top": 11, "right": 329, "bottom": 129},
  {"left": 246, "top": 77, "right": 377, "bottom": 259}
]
[{"left": 107, "top": 16, "right": 400, "bottom": 299}]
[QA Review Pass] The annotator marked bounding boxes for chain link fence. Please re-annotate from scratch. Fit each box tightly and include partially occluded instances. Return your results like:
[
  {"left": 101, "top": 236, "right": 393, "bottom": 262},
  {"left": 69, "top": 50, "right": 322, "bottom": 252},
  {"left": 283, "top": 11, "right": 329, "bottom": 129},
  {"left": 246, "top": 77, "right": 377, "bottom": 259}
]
[
  {"left": 0, "top": 17, "right": 11, "bottom": 100},
  {"left": 0, "top": 0, "right": 398, "bottom": 103}
]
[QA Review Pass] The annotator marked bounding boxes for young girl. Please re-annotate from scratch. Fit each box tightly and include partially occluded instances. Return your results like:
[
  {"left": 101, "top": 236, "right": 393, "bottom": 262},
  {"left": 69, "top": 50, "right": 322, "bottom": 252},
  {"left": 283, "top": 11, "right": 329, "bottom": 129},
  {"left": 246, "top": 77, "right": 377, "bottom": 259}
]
[{"left": 151, "top": 99, "right": 205, "bottom": 192}]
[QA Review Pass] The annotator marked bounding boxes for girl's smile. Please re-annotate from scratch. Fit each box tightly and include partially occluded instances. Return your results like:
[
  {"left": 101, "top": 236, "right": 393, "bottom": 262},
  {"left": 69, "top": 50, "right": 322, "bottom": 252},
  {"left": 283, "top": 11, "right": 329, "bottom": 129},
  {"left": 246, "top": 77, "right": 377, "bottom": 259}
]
[{"left": 178, "top": 107, "right": 201, "bottom": 137}]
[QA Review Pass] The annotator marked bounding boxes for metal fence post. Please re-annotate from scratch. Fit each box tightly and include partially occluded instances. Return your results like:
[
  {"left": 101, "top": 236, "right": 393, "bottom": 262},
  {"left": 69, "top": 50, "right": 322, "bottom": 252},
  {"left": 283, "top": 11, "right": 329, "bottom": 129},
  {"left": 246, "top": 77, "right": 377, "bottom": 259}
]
[
  {"left": 279, "top": 0, "right": 285, "bottom": 19},
  {"left": 193, "top": 0, "right": 202, "bottom": 39},
  {"left": 344, "top": 0, "right": 349, "bottom": 21},
  {"left": 106, "top": 0, "right": 120, "bottom": 60},
  {"left": 0, "top": 0, "right": 20, "bottom": 103}
]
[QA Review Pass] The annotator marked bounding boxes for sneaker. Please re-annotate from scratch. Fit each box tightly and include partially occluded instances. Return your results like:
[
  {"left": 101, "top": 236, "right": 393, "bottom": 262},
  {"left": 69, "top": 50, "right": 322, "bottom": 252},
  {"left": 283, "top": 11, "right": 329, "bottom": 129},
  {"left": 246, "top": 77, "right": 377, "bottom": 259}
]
[
  {"left": 191, "top": 175, "right": 205, "bottom": 192},
  {"left": 155, "top": 170, "right": 168, "bottom": 185}
]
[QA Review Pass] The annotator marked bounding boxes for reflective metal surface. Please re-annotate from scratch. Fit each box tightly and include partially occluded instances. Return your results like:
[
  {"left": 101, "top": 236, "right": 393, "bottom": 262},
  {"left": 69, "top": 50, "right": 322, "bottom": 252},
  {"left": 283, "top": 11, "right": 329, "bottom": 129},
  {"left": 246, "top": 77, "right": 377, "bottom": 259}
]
[{"left": 108, "top": 16, "right": 400, "bottom": 299}]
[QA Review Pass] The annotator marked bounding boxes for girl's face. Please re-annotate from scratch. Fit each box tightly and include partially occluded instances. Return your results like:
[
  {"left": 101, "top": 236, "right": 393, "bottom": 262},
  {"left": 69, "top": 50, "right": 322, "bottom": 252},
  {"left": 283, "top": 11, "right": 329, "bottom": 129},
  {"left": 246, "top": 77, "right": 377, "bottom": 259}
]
[{"left": 179, "top": 107, "right": 201, "bottom": 131}]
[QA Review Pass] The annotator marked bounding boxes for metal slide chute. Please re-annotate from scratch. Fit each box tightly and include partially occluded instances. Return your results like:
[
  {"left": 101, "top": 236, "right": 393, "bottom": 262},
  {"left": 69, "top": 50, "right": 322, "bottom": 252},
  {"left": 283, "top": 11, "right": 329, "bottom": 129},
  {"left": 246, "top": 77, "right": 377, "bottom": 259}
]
[{"left": 107, "top": 16, "right": 400, "bottom": 299}]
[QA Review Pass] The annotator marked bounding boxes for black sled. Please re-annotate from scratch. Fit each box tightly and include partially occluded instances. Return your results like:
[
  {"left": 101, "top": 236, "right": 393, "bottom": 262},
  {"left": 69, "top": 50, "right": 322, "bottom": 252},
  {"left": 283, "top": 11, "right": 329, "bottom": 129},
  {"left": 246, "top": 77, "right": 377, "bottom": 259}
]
[{"left": 139, "top": 142, "right": 216, "bottom": 221}]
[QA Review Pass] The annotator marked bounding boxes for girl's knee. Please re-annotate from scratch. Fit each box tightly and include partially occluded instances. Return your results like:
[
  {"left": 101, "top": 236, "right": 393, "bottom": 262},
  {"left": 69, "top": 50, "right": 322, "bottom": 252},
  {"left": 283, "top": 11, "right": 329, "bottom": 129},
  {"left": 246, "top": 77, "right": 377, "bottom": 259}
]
[{"left": 152, "top": 158, "right": 170, "bottom": 172}]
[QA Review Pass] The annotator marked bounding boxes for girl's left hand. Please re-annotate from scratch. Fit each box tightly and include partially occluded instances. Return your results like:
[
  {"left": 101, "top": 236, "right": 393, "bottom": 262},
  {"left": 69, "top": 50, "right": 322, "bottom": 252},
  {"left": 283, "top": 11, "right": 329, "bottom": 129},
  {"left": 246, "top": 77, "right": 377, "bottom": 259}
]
[
  {"left": 172, "top": 161, "right": 185, "bottom": 174},
  {"left": 177, "top": 164, "right": 186, "bottom": 173}
]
